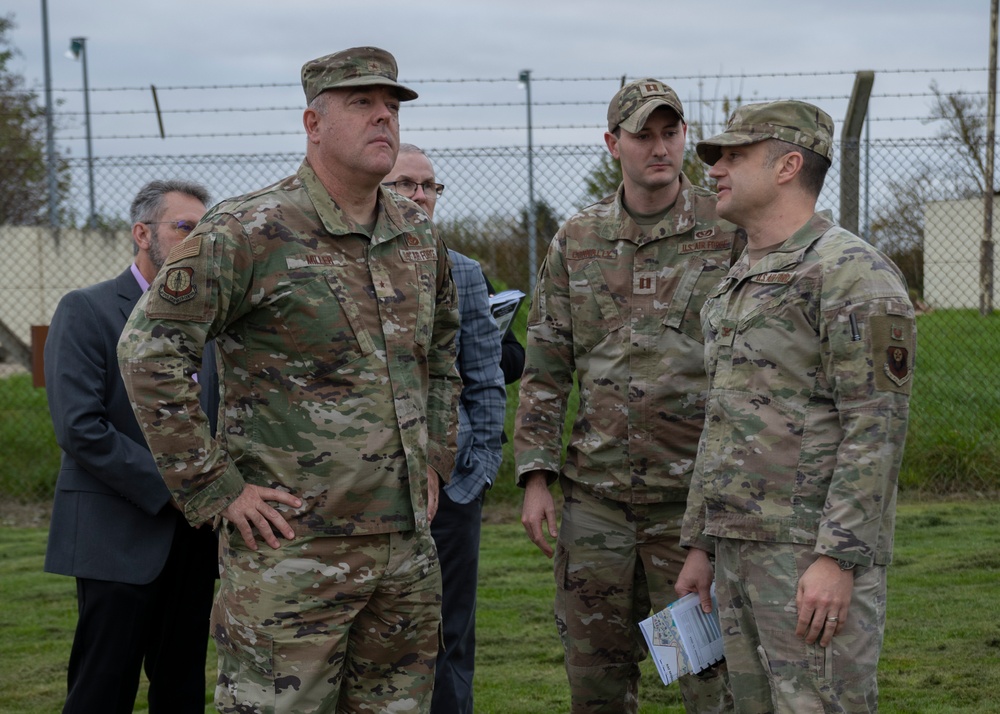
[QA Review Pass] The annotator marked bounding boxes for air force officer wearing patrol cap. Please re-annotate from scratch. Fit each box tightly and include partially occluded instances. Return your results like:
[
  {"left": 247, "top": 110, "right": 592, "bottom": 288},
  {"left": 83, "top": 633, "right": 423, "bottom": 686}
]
[
  {"left": 677, "top": 100, "right": 915, "bottom": 713},
  {"left": 118, "top": 46, "right": 461, "bottom": 713},
  {"left": 515, "top": 79, "right": 738, "bottom": 714}
]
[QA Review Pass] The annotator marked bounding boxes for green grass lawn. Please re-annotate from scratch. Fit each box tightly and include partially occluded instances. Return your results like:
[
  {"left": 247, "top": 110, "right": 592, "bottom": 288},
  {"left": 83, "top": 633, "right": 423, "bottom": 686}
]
[
  {"left": 3, "top": 308, "right": 999, "bottom": 505},
  {"left": 898, "top": 309, "right": 1000, "bottom": 493},
  {"left": 0, "top": 374, "right": 60, "bottom": 501},
  {"left": 3, "top": 499, "right": 999, "bottom": 713}
]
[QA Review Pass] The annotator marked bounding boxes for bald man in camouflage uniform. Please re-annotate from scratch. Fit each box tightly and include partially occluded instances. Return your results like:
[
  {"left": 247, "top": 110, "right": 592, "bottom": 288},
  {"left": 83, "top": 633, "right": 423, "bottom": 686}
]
[
  {"left": 677, "top": 101, "right": 915, "bottom": 713},
  {"left": 515, "top": 79, "right": 738, "bottom": 714},
  {"left": 118, "top": 47, "right": 460, "bottom": 713}
]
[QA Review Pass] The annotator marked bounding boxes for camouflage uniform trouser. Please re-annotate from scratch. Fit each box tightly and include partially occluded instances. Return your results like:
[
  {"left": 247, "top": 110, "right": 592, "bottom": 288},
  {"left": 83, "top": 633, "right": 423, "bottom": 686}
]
[
  {"left": 555, "top": 476, "right": 733, "bottom": 714},
  {"left": 212, "top": 525, "right": 442, "bottom": 714},
  {"left": 714, "top": 539, "right": 886, "bottom": 714}
]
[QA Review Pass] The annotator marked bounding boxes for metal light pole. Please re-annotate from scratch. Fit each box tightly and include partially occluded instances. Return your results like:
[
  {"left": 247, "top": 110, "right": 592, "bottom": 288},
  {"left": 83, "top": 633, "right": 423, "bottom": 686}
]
[
  {"left": 40, "top": 0, "right": 58, "bottom": 227},
  {"left": 68, "top": 37, "right": 96, "bottom": 228},
  {"left": 519, "top": 69, "right": 537, "bottom": 293}
]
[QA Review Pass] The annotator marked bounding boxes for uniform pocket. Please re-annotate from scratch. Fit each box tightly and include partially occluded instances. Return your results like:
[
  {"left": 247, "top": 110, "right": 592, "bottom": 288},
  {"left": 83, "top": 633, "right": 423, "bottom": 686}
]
[
  {"left": 211, "top": 583, "right": 279, "bottom": 711},
  {"left": 569, "top": 260, "right": 624, "bottom": 356},
  {"left": 246, "top": 273, "right": 375, "bottom": 380},
  {"left": 211, "top": 593, "right": 275, "bottom": 680},
  {"left": 661, "top": 258, "right": 706, "bottom": 342}
]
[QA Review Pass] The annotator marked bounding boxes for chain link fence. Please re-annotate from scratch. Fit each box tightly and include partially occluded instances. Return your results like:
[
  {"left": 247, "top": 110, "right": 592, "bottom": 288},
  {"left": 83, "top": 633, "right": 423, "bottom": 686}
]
[{"left": 1, "top": 138, "right": 997, "bottom": 502}]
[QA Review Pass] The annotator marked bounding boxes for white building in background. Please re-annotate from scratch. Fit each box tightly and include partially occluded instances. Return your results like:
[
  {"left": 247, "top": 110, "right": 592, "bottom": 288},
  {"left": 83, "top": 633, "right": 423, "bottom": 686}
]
[
  {"left": 0, "top": 227, "right": 132, "bottom": 371},
  {"left": 923, "top": 198, "right": 1000, "bottom": 310}
]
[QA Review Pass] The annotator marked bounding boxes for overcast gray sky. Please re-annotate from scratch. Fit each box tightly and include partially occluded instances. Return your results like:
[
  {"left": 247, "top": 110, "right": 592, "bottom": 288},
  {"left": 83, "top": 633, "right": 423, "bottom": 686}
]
[{"left": 5, "top": 0, "right": 994, "bottom": 158}]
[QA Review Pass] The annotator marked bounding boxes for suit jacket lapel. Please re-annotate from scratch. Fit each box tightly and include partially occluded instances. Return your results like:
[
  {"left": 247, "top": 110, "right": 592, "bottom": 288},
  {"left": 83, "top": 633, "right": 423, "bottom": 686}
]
[{"left": 116, "top": 266, "right": 143, "bottom": 321}]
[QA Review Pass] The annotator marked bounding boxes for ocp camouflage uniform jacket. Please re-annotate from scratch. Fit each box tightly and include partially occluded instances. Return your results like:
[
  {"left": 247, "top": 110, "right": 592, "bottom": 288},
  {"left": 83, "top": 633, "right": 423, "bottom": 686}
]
[
  {"left": 117, "top": 160, "right": 461, "bottom": 537},
  {"left": 681, "top": 211, "right": 915, "bottom": 567},
  {"left": 515, "top": 175, "right": 740, "bottom": 504}
]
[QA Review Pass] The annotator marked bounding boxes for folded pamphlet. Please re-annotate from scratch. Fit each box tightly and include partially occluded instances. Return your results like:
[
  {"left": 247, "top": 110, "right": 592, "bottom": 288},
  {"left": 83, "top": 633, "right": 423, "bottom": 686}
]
[
  {"left": 488, "top": 289, "right": 526, "bottom": 338},
  {"left": 638, "top": 583, "right": 725, "bottom": 686}
]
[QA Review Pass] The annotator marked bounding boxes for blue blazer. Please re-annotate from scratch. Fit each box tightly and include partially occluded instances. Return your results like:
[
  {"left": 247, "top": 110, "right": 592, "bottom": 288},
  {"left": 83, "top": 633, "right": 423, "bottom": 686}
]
[{"left": 43, "top": 267, "right": 218, "bottom": 585}]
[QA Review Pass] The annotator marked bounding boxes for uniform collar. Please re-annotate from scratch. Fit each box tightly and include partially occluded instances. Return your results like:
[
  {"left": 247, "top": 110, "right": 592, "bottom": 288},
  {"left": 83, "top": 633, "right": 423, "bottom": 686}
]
[
  {"left": 735, "top": 210, "right": 837, "bottom": 279},
  {"left": 611, "top": 173, "right": 700, "bottom": 246},
  {"left": 298, "top": 160, "right": 429, "bottom": 246}
]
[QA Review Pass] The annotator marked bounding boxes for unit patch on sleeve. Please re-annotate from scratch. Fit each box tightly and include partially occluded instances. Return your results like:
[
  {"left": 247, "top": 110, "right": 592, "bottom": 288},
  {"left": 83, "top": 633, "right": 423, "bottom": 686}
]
[
  {"left": 159, "top": 267, "right": 197, "bottom": 305},
  {"left": 869, "top": 314, "right": 915, "bottom": 394}
]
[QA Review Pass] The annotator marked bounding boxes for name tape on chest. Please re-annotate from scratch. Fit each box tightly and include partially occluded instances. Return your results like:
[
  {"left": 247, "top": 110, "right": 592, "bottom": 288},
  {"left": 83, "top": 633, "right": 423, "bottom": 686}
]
[
  {"left": 678, "top": 231, "right": 732, "bottom": 255},
  {"left": 285, "top": 254, "right": 348, "bottom": 269},
  {"left": 399, "top": 248, "right": 437, "bottom": 263},
  {"left": 750, "top": 272, "right": 794, "bottom": 285},
  {"left": 568, "top": 248, "right": 619, "bottom": 261}
]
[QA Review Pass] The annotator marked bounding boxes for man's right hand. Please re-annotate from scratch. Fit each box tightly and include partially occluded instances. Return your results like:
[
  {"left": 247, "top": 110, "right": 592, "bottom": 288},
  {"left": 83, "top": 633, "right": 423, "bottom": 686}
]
[
  {"left": 521, "top": 471, "right": 558, "bottom": 558},
  {"left": 675, "top": 547, "right": 716, "bottom": 614},
  {"left": 221, "top": 484, "right": 302, "bottom": 551}
]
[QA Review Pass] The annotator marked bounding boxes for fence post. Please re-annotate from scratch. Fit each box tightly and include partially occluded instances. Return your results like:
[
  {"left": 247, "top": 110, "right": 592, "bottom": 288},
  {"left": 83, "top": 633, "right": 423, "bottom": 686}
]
[
  {"left": 519, "top": 69, "right": 537, "bottom": 294},
  {"left": 982, "top": 0, "right": 997, "bottom": 316},
  {"left": 840, "top": 71, "right": 875, "bottom": 237}
]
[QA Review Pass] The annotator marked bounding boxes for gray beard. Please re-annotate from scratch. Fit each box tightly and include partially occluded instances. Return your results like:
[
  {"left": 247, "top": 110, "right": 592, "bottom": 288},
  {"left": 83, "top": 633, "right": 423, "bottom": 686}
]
[{"left": 149, "top": 228, "right": 167, "bottom": 272}]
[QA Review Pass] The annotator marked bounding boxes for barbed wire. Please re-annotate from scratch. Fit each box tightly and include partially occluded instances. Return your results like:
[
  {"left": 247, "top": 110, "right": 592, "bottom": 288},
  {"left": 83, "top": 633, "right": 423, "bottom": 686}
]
[
  {"left": 1, "top": 66, "right": 986, "bottom": 96},
  {"left": 59, "top": 114, "right": 982, "bottom": 142},
  {"left": 20, "top": 89, "right": 991, "bottom": 120},
  {"left": 5, "top": 66, "right": 988, "bottom": 147},
  {"left": 48, "top": 135, "right": 986, "bottom": 164}
]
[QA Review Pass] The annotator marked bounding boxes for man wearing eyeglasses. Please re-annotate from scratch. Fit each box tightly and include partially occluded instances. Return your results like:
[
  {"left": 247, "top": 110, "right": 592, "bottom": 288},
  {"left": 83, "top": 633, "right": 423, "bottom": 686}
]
[
  {"left": 44, "top": 179, "right": 219, "bottom": 713},
  {"left": 118, "top": 48, "right": 461, "bottom": 712},
  {"left": 385, "top": 144, "right": 506, "bottom": 714},
  {"left": 384, "top": 146, "right": 525, "bottom": 386}
]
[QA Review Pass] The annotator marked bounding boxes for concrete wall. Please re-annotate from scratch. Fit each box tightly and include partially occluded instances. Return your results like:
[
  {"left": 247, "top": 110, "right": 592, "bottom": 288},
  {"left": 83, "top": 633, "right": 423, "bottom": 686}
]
[
  {"left": 924, "top": 198, "right": 1000, "bottom": 310},
  {"left": 0, "top": 226, "right": 134, "bottom": 364}
]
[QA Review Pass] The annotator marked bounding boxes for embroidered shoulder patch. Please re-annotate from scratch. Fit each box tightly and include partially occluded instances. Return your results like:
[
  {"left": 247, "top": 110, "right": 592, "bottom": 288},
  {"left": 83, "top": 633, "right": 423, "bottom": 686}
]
[
  {"left": 165, "top": 235, "right": 202, "bottom": 265},
  {"left": 869, "top": 314, "right": 915, "bottom": 394},
  {"left": 159, "top": 267, "right": 197, "bottom": 304}
]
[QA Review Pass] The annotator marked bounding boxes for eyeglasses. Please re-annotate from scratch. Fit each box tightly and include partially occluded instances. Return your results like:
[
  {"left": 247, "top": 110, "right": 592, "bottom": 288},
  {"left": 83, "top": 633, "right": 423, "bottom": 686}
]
[
  {"left": 382, "top": 180, "right": 445, "bottom": 198},
  {"left": 143, "top": 220, "right": 198, "bottom": 234}
]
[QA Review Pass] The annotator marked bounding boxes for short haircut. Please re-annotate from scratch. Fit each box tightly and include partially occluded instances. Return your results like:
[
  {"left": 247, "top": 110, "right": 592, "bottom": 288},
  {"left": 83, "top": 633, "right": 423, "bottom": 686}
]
[
  {"left": 308, "top": 91, "right": 329, "bottom": 116},
  {"left": 130, "top": 179, "right": 210, "bottom": 225},
  {"left": 763, "top": 139, "right": 830, "bottom": 197},
  {"left": 398, "top": 143, "right": 425, "bottom": 156}
]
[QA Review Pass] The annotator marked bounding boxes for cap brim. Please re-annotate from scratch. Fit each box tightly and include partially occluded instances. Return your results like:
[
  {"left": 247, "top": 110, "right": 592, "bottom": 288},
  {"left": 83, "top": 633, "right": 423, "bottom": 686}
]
[
  {"left": 328, "top": 75, "right": 419, "bottom": 102},
  {"left": 618, "top": 99, "right": 684, "bottom": 134},
  {"left": 696, "top": 132, "right": 762, "bottom": 165}
]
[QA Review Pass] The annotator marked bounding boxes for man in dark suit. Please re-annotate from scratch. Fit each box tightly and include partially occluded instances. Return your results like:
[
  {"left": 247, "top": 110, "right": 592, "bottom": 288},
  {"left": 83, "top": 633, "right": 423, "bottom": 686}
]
[{"left": 44, "top": 179, "right": 218, "bottom": 714}]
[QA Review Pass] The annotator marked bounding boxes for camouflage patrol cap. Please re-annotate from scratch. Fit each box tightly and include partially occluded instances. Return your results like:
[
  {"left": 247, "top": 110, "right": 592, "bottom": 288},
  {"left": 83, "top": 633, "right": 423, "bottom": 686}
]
[
  {"left": 607, "top": 79, "right": 685, "bottom": 133},
  {"left": 696, "top": 100, "right": 834, "bottom": 165},
  {"left": 301, "top": 46, "right": 418, "bottom": 104}
]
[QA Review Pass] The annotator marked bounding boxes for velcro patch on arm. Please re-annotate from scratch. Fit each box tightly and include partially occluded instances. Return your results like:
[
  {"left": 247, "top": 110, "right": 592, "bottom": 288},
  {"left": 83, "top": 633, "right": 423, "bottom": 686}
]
[
  {"left": 146, "top": 260, "right": 212, "bottom": 323},
  {"left": 159, "top": 267, "right": 198, "bottom": 305},
  {"left": 165, "top": 234, "right": 202, "bottom": 265},
  {"left": 869, "top": 314, "right": 915, "bottom": 394}
]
